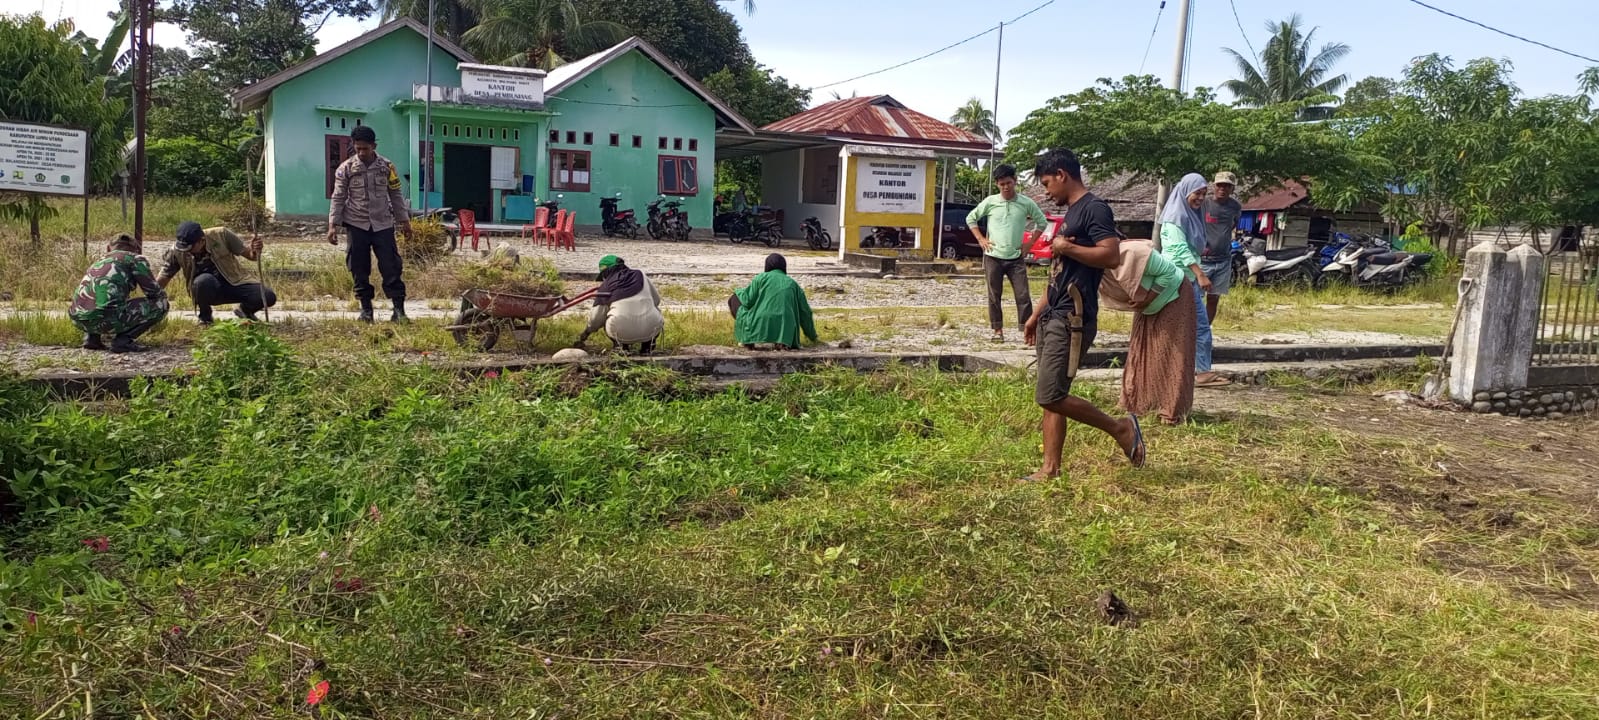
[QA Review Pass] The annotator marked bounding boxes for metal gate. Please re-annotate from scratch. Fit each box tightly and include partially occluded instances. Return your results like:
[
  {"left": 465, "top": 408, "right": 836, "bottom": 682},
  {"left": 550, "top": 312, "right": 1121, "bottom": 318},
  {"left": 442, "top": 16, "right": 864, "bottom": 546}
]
[{"left": 1532, "top": 240, "right": 1599, "bottom": 366}]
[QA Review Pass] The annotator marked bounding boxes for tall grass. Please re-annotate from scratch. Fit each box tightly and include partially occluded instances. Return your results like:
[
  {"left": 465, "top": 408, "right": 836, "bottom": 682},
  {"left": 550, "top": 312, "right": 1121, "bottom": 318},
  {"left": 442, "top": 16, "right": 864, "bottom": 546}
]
[{"left": 1, "top": 325, "right": 1595, "bottom": 717}]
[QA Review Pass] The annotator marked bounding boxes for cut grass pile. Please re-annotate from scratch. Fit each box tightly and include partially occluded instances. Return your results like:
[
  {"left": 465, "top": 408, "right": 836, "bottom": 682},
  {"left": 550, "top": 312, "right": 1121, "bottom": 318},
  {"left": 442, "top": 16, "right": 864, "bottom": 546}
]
[{"left": 1, "top": 323, "right": 1596, "bottom": 717}]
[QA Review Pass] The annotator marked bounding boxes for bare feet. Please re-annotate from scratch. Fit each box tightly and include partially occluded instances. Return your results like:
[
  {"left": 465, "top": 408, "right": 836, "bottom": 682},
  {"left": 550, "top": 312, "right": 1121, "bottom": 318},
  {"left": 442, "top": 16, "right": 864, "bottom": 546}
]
[{"left": 1195, "top": 372, "right": 1232, "bottom": 387}]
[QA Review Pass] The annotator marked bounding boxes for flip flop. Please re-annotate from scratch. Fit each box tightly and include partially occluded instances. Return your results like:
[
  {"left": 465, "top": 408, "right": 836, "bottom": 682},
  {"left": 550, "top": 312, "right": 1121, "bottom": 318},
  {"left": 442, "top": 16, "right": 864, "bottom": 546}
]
[
  {"left": 1196, "top": 374, "right": 1233, "bottom": 388},
  {"left": 1123, "top": 414, "right": 1147, "bottom": 468}
]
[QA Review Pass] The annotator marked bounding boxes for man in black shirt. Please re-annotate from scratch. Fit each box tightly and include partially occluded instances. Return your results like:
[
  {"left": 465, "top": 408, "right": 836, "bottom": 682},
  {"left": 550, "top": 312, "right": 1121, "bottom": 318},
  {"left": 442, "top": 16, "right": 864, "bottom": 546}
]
[{"left": 1022, "top": 149, "right": 1147, "bottom": 479}]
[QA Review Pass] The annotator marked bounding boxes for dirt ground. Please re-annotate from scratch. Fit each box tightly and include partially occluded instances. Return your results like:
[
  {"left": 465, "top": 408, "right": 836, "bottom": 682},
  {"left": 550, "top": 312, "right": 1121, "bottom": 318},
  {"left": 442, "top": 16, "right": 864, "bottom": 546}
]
[{"left": 1199, "top": 384, "right": 1599, "bottom": 607}]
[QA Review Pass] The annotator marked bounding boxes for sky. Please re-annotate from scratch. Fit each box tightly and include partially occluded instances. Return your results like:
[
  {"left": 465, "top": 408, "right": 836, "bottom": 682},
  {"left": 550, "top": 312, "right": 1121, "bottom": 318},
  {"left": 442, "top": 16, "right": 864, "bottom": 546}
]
[{"left": 36, "top": 0, "right": 1599, "bottom": 134}]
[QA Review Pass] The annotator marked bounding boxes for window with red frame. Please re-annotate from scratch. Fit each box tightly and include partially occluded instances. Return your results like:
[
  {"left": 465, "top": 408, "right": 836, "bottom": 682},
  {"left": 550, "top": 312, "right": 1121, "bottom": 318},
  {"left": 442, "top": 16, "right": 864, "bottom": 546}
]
[{"left": 658, "top": 155, "right": 698, "bottom": 196}]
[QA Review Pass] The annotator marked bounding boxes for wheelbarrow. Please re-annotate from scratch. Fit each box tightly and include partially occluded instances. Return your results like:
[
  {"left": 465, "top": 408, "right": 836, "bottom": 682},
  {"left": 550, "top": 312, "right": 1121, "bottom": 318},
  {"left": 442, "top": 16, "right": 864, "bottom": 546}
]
[{"left": 445, "top": 286, "right": 598, "bottom": 351}]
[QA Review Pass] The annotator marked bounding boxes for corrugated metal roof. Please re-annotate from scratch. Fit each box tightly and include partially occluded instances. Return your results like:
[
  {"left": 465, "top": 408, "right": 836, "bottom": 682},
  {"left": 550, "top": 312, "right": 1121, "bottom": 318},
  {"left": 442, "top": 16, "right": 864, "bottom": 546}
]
[
  {"left": 1241, "top": 180, "right": 1309, "bottom": 211},
  {"left": 763, "top": 95, "right": 991, "bottom": 150}
]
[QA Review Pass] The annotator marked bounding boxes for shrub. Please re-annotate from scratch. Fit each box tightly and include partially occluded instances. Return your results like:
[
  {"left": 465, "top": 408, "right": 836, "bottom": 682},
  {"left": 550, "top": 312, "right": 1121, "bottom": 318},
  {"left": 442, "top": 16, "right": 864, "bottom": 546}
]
[
  {"left": 222, "top": 193, "right": 269, "bottom": 231},
  {"left": 399, "top": 217, "right": 450, "bottom": 266},
  {"left": 147, "top": 138, "right": 238, "bottom": 196}
]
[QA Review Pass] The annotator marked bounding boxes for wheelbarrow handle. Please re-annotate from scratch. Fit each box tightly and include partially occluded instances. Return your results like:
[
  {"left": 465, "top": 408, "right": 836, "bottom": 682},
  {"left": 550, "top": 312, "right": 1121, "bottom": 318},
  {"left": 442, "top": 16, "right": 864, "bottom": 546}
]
[{"left": 549, "top": 286, "right": 600, "bottom": 315}]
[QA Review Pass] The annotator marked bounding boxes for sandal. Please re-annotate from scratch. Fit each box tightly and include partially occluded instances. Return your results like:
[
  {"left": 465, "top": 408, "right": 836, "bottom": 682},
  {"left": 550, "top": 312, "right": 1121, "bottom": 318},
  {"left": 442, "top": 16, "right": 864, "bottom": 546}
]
[
  {"left": 1195, "top": 373, "right": 1233, "bottom": 388},
  {"left": 1123, "top": 414, "right": 1147, "bottom": 468}
]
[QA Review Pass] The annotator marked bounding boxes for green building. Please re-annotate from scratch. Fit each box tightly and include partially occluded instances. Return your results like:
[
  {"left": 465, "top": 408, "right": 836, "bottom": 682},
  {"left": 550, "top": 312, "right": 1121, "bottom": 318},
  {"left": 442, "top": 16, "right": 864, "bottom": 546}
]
[{"left": 232, "top": 19, "right": 754, "bottom": 227}]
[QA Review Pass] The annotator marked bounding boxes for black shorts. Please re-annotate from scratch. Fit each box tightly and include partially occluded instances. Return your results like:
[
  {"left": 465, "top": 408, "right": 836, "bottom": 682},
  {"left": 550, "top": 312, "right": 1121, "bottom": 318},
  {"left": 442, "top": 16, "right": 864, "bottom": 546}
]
[{"left": 1035, "top": 315, "right": 1097, "bottom": 406}]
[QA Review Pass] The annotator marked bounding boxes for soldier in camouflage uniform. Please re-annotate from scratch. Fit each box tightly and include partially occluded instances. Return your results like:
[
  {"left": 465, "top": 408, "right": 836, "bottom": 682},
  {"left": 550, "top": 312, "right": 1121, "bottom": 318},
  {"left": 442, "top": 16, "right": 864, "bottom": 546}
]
[{"left": 68, "top": 234, "right": 169, "bottom": 353}]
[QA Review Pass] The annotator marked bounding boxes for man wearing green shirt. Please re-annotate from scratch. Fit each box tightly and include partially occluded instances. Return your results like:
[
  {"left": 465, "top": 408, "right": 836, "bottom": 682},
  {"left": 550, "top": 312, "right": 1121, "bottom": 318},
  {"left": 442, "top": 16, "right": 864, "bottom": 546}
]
[{"left": 967, "top": 164, "right": 1048, "bottom": 342}]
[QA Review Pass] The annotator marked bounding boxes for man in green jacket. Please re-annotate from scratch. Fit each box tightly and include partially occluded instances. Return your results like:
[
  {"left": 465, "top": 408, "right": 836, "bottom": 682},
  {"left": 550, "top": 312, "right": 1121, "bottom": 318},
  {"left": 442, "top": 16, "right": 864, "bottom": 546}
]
[
  {"left": 967, "top": 163, "right": 1048, "bottom": 342},
  {"left": 155, "top": 221, "right": 276, "bottom": 323},
  {"left": 729, "top": 254, "right": 818, "bottom": 350}
]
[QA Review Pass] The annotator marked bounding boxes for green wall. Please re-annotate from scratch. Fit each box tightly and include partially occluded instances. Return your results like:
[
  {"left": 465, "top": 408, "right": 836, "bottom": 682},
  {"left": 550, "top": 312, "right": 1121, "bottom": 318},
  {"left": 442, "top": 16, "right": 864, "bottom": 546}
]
[
  {"left": 265, "top": 28, "right": 464, "bottom": 219},
  {"left": 544, "top": 51, "right": 716, "bottom": 227}
]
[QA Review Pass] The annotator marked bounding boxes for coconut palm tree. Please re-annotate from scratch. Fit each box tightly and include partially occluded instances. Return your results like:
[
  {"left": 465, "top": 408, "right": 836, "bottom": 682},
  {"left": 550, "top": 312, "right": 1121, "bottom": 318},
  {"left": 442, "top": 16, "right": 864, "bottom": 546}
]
[
  {"left": 378, "top": 0, "right": 479, "bottom": 45},
  {"left": 1222, "top": 14, "right": 1350, "bottom": 108},
  {"left": 461, "top": 0, "right": 628, "bottom": 70},
  {"left": 949, "top": 97, "right": 1001, "bottom": 142}
]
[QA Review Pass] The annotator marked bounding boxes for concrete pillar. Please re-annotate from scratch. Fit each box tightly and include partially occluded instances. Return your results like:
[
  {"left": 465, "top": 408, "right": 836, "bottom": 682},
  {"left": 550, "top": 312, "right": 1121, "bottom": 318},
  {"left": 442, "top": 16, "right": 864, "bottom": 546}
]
[
  {"left": 1451, "top": 243, "right": 1522, "bottom": 401},
  {"left": 1506, "top": 244, "right": 1545, "bottom": 379}
]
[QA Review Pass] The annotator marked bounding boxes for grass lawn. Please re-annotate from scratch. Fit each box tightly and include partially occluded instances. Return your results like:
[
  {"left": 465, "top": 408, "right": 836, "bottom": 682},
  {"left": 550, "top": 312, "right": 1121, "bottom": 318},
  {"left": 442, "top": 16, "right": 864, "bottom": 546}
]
[{"left": 1, "top": 325, "right": 1596, "bottom": 717}]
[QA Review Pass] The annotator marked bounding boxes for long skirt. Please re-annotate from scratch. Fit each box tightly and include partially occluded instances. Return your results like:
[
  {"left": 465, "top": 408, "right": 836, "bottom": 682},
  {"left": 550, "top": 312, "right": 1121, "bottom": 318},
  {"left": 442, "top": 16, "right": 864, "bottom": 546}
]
[{"left": 1120, "top": 281, "right": 1198, "bottom": 424}]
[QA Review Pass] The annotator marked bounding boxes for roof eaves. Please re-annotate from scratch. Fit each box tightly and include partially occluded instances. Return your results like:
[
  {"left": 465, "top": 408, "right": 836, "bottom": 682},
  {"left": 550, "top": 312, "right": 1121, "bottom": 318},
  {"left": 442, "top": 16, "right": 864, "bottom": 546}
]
[
  {"left": 231, "top": 18, "right": 472, "bottom": 112},
  {"left": 545, "top": 37, "right": 756, "bottom": 134}
]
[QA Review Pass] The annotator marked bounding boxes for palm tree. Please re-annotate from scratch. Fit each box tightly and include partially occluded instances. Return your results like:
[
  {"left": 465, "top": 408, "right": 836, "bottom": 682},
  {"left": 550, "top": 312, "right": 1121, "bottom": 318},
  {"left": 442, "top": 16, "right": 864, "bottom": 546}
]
[
  {"left": 461, "top": 0, "right": 628, "bottom": 69},
  {"left": 1222, "top": 14, "right": 1350, "bottom": 109},
  {"left": 949, "top": 97, "right": 1001, "bottom": 142},
  {"left": 378, "top": 0, "right": 478, "bottom": 45}
]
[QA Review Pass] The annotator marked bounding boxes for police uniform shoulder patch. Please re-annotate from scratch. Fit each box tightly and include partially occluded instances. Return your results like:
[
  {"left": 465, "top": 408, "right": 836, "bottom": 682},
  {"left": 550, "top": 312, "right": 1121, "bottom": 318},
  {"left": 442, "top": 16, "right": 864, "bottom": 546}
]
[{"left": 386, "top": 162, "right": 401, "bottom": 191}]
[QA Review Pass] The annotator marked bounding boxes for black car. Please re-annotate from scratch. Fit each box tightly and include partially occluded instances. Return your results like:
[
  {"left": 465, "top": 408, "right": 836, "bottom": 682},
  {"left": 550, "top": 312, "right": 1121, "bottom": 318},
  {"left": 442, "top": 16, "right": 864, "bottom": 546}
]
[{"left": 935, "top": 203, "right": 985, "bottom": 260}]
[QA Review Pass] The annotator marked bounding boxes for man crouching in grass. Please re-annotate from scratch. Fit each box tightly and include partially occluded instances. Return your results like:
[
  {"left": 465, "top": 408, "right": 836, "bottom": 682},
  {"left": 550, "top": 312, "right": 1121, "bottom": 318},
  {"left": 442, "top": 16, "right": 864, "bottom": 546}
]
[
  {"left": 68, "top": 234, "right": 169, "bottom": 353},
  {"left": 1023, "top": 148, "right": 1146, "bottom": 480}
]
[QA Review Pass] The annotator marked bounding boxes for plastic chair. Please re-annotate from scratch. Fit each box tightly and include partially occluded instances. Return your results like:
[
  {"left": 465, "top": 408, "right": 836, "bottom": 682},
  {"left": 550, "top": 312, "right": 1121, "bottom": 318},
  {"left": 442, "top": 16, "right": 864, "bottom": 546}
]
[
  {"left": 557, "top": 210, "right": 576, "bottom": 251},
  {"left": 457, "top": 209, "right": 486, "bottom": 251},
  {"left": 522, "top": 207, "right": 548, "bottom": 241},
  {"left": 541, "top": 210, "right": 567, "bottom": 249}
]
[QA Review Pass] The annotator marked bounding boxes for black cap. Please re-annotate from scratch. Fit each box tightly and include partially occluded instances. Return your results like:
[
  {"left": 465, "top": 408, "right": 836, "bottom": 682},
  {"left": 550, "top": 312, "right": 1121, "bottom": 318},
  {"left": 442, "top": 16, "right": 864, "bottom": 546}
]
[{"left": 174, "top": 221, "right": 203, "bottom": 250}]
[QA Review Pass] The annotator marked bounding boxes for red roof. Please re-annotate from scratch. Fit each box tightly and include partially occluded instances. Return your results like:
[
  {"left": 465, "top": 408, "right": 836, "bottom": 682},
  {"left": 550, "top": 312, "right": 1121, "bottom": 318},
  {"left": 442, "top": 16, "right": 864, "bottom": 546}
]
[
  {"left": 1242, "top": 180, "right": 1309, "bottom": 211},
  {"left": 763, "top": 95, "right": 991, "bottom": 151}
]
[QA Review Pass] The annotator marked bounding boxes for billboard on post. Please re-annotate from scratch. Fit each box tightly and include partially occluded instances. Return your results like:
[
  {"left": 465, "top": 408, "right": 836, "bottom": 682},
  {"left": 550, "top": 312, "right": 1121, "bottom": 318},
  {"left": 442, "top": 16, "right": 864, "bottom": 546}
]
[{"left": 0, "top": 121, "right": 89, "bottom": 196}]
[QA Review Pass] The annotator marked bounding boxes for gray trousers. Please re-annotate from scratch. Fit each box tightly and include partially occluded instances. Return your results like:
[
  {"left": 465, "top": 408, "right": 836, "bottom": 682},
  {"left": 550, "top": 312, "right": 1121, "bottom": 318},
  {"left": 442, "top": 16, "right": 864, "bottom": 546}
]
[{"left": 983, "top": 254, "right": 1033, "bottom": 331}]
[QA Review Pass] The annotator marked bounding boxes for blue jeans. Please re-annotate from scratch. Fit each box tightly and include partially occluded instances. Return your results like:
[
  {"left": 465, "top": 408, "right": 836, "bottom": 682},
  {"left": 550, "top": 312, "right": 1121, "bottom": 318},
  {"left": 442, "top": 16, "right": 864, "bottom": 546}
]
[{"left": 1192, "top": 278, "right": 1213, "bottom": 372}]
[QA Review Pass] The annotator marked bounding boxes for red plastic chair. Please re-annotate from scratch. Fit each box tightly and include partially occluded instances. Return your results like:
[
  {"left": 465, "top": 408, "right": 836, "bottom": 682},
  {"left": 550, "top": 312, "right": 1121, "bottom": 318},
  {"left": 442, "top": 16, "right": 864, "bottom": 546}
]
[
  {"left": 521, "top": 207, "right": 548, "bottom": 241},
  {"left": 457, "top": 209, "right": 486, "bottom": 251},
  {"left": 556, "top": 210, "right": 576, "bottom": 251},
  {"left": 542, "top": 209, "right": 567, "bottom": 250}
]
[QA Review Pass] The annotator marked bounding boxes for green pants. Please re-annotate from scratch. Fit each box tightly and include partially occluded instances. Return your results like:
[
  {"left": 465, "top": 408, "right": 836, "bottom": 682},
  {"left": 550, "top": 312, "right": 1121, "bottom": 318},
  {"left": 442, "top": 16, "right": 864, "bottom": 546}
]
[{"left": 70, "top": 297, "right": 170, "bottom": 338}]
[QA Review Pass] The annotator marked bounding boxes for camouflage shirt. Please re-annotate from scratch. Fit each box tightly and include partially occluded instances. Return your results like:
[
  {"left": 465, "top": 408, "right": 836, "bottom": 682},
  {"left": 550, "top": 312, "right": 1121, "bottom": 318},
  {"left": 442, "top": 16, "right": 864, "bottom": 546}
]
[{"left": 69, "top": 250, "right": 166, "bottom": 322}]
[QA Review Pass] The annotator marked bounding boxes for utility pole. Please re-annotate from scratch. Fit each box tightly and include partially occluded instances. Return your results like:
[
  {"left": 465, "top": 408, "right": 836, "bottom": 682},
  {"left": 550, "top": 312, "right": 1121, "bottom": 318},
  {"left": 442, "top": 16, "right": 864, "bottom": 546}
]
[
  {"left": 422, "top": 0, "right": 434, "bottom": 213},
  {"left": 1153, "top": 0, "right": 1192, "bottom": 222},
  {"left": 987, "top": 21, "right": 1003, "bottom": 182},
  {"left": 131, "top": 0, "right": 153, "bottom": 242}
]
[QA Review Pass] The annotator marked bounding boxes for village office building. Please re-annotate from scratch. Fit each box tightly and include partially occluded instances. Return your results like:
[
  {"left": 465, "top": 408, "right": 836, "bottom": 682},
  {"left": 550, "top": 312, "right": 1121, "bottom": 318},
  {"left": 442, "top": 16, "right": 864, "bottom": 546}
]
[{"left": 232, "top": 19, "right": 753, "bottom": 227}]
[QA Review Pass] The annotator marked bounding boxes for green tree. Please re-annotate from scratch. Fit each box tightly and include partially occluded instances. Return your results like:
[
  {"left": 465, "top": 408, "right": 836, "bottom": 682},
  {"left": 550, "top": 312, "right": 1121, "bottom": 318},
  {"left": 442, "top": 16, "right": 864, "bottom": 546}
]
[
  {"left": 1222, "top": 14, "right": 1349, "bottom": 110},
  {"left": 702, "top": 63, "right": 809, "bottom": 199},
  {"left": 1338, "top": 75, "right": 1396, "bottom": 118},
  {"left": 1331, "top": 56, "right": 1599, "bottom": 253},
  {"left": 0, "top": 15, "right": 126, "bottom": 245},
  {"left": 379, "top": 0, "right": 479, "bottom": 44},
  {"left": 165, "top": 0, "right": 378, "bottom": 88},
  {"left": 949, "top": 97, "right": 1001, "bottom": 143},
  {"left": 462, "top": 0, "right": 627, "bottom": 68},
  {"left": 1005, "top": 75, "right": 1369, "bottom": 193},
  {"left": 577, "top": 0, "right": 751, "bottom": 80}
]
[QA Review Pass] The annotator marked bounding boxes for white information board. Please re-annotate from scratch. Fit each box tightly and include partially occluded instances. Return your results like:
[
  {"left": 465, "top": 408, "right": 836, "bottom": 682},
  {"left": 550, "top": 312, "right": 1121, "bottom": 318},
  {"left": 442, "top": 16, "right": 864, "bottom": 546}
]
[
  {"left": 854, "top": 157, "right": 926, "bottom": 215},
  {"left": 0, "top": 121, "right": 88, "bottom": 196},
  {"left": 461, "top": 65, "right": 545, "bottom": 107}
]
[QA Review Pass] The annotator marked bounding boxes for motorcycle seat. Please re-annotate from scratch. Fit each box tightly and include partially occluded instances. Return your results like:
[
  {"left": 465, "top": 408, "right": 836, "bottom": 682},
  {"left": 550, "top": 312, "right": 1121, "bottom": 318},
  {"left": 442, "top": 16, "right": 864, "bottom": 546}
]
[
  {"left": 1262, "top": 247, "right": 1311, "bottom": 261},
  {"left": 1366, "top": 252, "right": 1403, "bottom": 266}
]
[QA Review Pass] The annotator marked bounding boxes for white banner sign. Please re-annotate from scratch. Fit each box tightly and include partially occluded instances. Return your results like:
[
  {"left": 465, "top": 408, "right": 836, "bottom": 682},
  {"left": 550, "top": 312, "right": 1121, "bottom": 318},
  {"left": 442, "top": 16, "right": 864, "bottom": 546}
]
[
  {"left": 490, "top": 146, "right": 519, "bottom": 190},
  {"left": 0, "top": 121, "right": 88, "bottom": 196},
  {"left": 854, "top": 158, "right": 926, "bottom": 215},
  {"left": 461, "top": 67, "right": 544, "bottom": 107}
]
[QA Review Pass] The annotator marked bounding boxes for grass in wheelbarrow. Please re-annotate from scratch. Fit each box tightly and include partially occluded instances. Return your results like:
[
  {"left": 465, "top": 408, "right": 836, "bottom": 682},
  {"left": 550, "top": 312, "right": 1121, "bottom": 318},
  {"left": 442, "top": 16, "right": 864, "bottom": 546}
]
[{"left": 451, "top": 253, "right": 565, "bottom": 297}]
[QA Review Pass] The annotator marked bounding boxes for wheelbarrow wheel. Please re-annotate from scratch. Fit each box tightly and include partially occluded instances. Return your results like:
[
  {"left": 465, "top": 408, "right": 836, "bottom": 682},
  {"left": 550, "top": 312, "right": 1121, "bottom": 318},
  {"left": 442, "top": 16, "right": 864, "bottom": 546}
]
[{"left": 451, "top": 308, "right": 500, "bottom": 351}]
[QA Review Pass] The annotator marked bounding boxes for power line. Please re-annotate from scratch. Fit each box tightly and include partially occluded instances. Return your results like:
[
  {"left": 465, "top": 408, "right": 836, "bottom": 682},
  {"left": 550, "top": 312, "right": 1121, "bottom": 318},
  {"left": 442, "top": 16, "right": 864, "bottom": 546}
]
[
  {"left": 1402, "top": 0, "right": 1599, "bottom": 65},
  {"left": 1228, "top": 0, "right": 1258, "bottom": 64},
  {"left": 1137, "top": 1, "right": 1168, "bottom": 76},
  {"left": 808, "top": 0, "right": 1057, "bottom": 91}
]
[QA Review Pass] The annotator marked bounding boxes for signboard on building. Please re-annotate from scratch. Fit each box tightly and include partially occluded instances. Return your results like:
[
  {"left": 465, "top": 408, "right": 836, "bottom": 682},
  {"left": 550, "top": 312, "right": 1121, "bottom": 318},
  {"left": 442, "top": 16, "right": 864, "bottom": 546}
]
[
  {"left": 0, "top": 121, "right": 88, "bottom": 196},
  {"left": 459, "top": 64, "right": 545, "bottom": 108},
  {"left": 854, "top": 157, "right": 926, "bottom": 215}
]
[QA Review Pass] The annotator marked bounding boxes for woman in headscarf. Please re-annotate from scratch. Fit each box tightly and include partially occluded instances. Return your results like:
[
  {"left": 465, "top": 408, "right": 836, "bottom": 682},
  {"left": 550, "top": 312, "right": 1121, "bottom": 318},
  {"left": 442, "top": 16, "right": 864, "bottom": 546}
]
[
  {"left": 1101, "top": 238, "right": 1198, "bottom": 425},
  {"left": 1158, "top": 173, "right": 1229, "bottom": 387},
  {"left": 576, "top": 255, "right": 665, "bottom": 354},
  {"left": 729, "top": 253, "right": 818, "bottom": 350}
]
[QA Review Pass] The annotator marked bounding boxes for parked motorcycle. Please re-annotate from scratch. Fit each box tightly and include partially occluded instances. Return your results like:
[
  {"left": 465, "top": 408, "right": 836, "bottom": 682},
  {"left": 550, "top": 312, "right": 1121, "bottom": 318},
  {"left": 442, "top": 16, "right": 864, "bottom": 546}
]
[
  {"left": 538, "top": 194, "right": 564, "bottom": 228},
  {"left": 752, "top": 216, "right": 783, "bottom": 248},
  {"left": 726, "top": 207, "right": 758, "bottom": 244},
  {"left": 862, "top": 226, "right": 902, "bottom": 249},
  {"left": 1320, "top": 234, "right": 1433, "bottom": 290},
  {"left": 646, "top": 195, "right": 691, "bottom": 241},
  {"left": 1243, "top": 237, "right": 1321, "bottom": 288},
  {"left": 801, "top": 217, "right": 833, "bottom": 251},
  {"left": 599, "top": 194, "right": 640, "bottom": 239},
  {"left": 410, "top": 206, "right": 459, "bottom": 249}
]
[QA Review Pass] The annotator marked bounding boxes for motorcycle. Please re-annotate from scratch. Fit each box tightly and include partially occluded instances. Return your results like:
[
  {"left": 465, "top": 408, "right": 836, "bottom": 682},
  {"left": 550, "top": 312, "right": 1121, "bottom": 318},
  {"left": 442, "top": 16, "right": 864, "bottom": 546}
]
[
  {"left": 862, "top": 226, "right": 902, "bottom": 249},
  {"left": 538, "top": 194, "right": 564, "bottom": 228},
  {"left": 409, "top": 206, "right": 459, "bottom": 250},
  {"left": 646, "top": 195, "right": 691, "bottom": 241},
  {"left": 726, "top": 207, "right": 758, "bottom": 244},
  {"left": 1243, "top": 237, "right": 1321, "bottom": 288},
  {"left": 1320, "top": 234, "right": 1433, "bottom": 290},
  {"left": 599, "top": 194, "right": 640, "bottom": 239},
  {"left": 752, "top": 216, "right": 783, "bottom": 248},
  {"left": 801, "top": 217, "right": 833, "bottom": 251}
]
